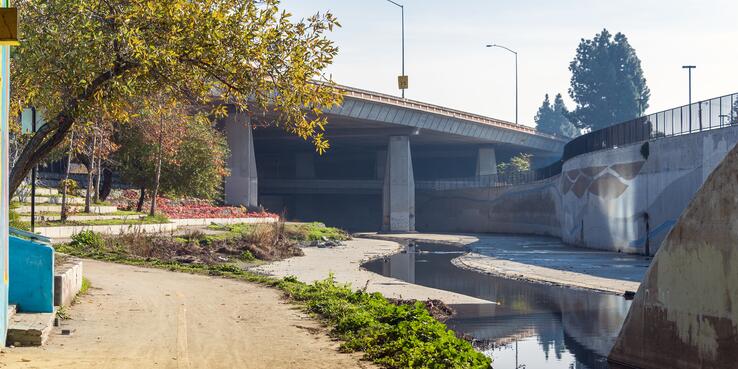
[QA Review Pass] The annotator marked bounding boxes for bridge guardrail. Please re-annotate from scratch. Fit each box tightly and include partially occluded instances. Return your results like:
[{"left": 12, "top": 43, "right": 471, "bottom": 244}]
[{"left": 336, "top": 84, "right": 566, "bottom": 141}]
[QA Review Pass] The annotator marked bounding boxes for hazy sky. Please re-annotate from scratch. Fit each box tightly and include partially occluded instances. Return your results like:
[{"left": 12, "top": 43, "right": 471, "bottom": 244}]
[{"left": 281, "top": 0, "right": 738, "bottom": 128}]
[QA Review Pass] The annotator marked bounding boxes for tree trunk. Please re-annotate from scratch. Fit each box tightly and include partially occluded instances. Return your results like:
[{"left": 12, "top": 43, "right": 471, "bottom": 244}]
[
  {"left": 94, "top": 138, "right": 102, "bottom": 203},
  {"left": 150, "top": 114, "right": 164, "bottom": 217},
  {"left": 136, "top": 187, "right": 146, "bottom": 212},
  {"left": 60, "top": 131, "right": 75, "bottom": 222},
  {"left": 84, "top": 132, "right": 97, "bottom": 213},
  {"left": 99, "top": 168, "right": 113, "bottom": 201}
]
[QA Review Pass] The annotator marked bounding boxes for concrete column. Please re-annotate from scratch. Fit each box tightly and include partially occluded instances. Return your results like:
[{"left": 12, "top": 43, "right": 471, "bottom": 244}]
[
  {"left": 382, "top": 136, "right": 415, "bottom": 232},
  {"left": 295, "top": 152, "right": 316, "bottom": 179},
  {"left": 224, "top": 112, "right": 258, "bottom": 208},
  {"left": 476, "top": 146, "right": 498, "bottom": 176}
]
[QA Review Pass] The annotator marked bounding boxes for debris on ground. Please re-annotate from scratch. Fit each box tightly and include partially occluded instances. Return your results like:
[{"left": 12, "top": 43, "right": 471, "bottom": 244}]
[{"left": 388, "top": 298, "right": 455, "bottom": 322}]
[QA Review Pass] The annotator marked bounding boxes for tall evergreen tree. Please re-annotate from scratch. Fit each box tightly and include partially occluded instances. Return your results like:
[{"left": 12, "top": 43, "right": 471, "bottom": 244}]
[
  {"left": 568, "top": 29, "right": 650, "bottom": 131},
  {"left": 535, "top": 93, "right": 578, "bottom": 138}
]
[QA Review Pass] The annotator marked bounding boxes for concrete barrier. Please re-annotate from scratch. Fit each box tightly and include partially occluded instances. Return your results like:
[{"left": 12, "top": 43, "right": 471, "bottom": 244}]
[
  {"left": 36, "top": 222, "right": 178, "bottom": 239},
  {"left": 15, "top": 204, "right": 118, "bottom": 214},
  {"left": 8, "top": 236, "right": 54, "bottom": 313},
  {"left": 170, "top": 217, "right": 278, "bottom": 227},
  {"left": 608, "top": 131, "right": 738, "bottom": 369},
  {"left": 54, "top": 258, "right": 83, "bottom": 307}
]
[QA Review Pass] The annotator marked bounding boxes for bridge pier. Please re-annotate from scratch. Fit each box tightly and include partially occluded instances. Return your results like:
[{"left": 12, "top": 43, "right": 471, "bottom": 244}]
[
  {"left": 382, "top": 136, "right": 415, "bottom": 232},
  {"left": 476, "top": 146, "right": 498, "bottom": 176},
  {"left": 224, "top": 112, "right": 258, "bottom": 208}
]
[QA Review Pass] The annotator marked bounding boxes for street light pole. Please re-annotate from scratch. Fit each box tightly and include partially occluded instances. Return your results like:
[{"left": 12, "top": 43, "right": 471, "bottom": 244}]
[
  {"left": 386, "top": 0, "right": 406, "bottom": 99},
  {"left": 682, "top": 65, "right": 696, "bottom": 131},
  {"left": 486, "top": 44, "right": 518, "bottom": 125}
]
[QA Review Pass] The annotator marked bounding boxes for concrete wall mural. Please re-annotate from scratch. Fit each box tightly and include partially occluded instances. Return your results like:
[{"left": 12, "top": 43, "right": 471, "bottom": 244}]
[
  {"left": 608, "top": 133, "right": 738, "bottom": 369},
  {"left": 418, "top": 125, "right": 738, "bottom": 255}
]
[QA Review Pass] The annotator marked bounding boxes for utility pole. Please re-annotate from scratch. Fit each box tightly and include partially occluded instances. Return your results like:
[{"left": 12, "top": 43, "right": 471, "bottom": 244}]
[
  {"left": 30, "top": 107, "right": 36, "bottom": 232},
  {"left": 486, "top": 44, "right": 518, "bottom": 125},
  {"left": 682, "top": 65, "right": 696, "bottom": 131}
]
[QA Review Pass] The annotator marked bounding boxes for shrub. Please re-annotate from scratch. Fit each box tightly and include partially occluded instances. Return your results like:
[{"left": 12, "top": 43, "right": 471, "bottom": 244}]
[
  {"left": 280, "top": 276, "right": 491, "bottom": 369},
  {"left": 70, "top": 230, "right": 104, "bottom": 249},
  {"left": 9, "top": 209, "right": 30, "bottom": 231},
  {"left": 58, "top": 179, "right": 79, "bottom": 196}
]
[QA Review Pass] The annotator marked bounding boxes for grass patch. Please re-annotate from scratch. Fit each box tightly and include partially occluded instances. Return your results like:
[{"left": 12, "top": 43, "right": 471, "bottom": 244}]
[
  {"left": 33, "top": 210, "right": 143, "bottom": 217},
  {"left": 55, "top": 238, "right": 490, "bottom": 368},
  {"left": 35, "top": 214, "right": 170, "bottom": 227},
  {"left": 208, "top": 222, "right": 350, "bottom": 242},
  {"left": 10, "top": 208, "right": 30, "bottom": 231},
  {"left": 285, "top": 222, "right": 351, "bottom": 242}
]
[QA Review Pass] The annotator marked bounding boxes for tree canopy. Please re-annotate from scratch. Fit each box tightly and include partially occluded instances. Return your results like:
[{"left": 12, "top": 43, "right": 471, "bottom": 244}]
[
  {"left": 568, "top": 29, "right": 650, "bottom": 131},
  {"left": 10, "top": 0, "right": 342, "bottom": 196},
  {"left": 534, "top": 93, "right": 578, "bottom": 138}
]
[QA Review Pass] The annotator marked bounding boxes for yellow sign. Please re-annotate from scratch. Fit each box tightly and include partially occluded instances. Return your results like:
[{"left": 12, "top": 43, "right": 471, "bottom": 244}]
[
  {"left": 398, "top": 75, "right": 408, "bottom": 90},
  {"left": 0, "top": 8, "right": 18, "bottom": 46}
]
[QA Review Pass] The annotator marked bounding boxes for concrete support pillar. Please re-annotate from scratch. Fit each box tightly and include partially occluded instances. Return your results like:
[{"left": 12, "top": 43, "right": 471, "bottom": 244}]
[
  {"left": 295, "top": 152, "right": 316, "bottom": 179},
  {"left": 476, "top": 146, "right": 498, "bottom": 176},
  {"left": 224, "top": 112, "right": 258, "bottom": 208},
  {"left": 382, "top": 136, "right": 415, "bottom": 232}
]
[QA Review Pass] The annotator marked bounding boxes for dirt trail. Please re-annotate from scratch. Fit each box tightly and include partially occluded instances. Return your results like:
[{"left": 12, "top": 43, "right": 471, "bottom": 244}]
[{"left": 0, "top": 260, "right": 375, "bottom": 369}]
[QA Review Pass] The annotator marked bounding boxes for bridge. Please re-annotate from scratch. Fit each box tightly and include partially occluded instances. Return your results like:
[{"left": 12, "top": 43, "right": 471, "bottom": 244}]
[{"left": 221, "top": 85, "right": 567, "bottom": 232}]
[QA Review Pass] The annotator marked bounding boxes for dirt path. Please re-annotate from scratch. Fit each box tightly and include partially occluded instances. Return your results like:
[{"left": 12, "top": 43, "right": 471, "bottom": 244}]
[{"left": 0, "top": 260, "right": 375, "bottom": 369}]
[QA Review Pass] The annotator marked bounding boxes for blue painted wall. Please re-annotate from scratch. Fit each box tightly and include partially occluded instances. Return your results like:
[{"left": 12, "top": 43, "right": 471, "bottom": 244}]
[{"left": 8, "top": 236, "right": 54, "bottom": 313}]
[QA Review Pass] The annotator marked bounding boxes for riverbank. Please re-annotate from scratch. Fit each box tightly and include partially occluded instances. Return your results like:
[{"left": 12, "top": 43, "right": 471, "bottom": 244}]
[
  {"left": 255, "top": 237, "right": 492, "bottom": 305},
  {"left": 357, "top": 232, "right": 647, "bottom": 295}
]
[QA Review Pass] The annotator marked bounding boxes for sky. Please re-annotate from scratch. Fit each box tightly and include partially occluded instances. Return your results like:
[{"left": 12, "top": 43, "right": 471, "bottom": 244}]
[{"left": 280, "top": 0, "right": 738, "bottom": 128}]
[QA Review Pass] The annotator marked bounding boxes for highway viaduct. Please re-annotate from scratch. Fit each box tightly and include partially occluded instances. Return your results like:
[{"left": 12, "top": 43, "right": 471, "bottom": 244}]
[{"left": 220, "top": 86, "right": 566, "bottom": 232}]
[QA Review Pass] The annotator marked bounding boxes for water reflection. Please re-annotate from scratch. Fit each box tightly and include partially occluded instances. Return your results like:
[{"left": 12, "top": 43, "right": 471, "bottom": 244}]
[{"left": 362, "top": 243, "right": 631, "bottom": 369}]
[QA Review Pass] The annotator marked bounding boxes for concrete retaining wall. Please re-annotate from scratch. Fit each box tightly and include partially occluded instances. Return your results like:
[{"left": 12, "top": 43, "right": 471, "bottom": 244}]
[
  {"left": 54, "top": 259, "right": 83, "bottom": 307},
  {"left": 36, "top": 222, "right": 178, "bottom": 239},
  {"left": 419, "top": 125, "right": 738, "bottom": 254},
  {"left": 561, "top": 126, "right": 738, "bottom": 254},
  {"left": 608, "top": 134, "right": 738, "bottom": 369},
  {"left": 417, "top": 178, "right": 561, "bottom": 237},
  {"left": 170, "top": 217, "right": 277, "bottom": 227}
]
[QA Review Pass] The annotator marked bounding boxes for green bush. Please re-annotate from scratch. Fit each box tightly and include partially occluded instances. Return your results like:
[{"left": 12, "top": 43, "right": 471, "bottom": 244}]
[
  {"left": 9, "top": 209, "right": 30, "bottom": 231},
  {"left": 58, "top": 178, "right": 79, "bottom": 196},
  {"left": 238, "top": 250, "right": 256, "bottom": 262},
  {"left": 288, "top": 222, "right": 350, "bottom": 241},
  {"left": 70, "top": 230, "right": 104, "bottom": 249},
  {"left": 279, "top": 276, "right": 491, "bottom": 369}
]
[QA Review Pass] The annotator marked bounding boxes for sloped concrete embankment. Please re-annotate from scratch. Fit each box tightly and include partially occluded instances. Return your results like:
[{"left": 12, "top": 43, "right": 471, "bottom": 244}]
[{"left": 608, "top": 138, "right": 738, "bottom": 368}]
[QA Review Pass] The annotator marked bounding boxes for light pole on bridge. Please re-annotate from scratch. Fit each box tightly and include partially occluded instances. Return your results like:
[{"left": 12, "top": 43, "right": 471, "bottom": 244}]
[
  {"left": 385, "top": 0, "right": 407, "bottom": 99},
  {"left": 682, "top": 65, "right": 696, "bottom": 131},
  {"left": 486, "top": 43, "right": 518, "bottom": 125}
]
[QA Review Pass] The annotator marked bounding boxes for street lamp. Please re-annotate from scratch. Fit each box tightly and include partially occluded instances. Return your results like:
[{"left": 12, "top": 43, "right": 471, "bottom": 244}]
[
  {"left": 486, "top": 44, "right": 518, "bottom": 125},
  {"left": 385, "top": 0, "right": 407, "bottom": 99},
  {"left": 682, "top": 65, "right": 696, "bottom": 131}
]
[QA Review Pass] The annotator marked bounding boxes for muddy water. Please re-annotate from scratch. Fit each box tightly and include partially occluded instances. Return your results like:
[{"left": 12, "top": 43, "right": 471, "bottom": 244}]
[{"left": 362, "top": 243, "right": 632, "bottom": 369}]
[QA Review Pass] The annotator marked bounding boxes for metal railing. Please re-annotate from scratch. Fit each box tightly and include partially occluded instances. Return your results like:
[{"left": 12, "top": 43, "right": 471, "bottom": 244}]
[
  {"left": 563, "top": 92, "right": 738, "bottom": 162},
  {"left": 419, "top": 92, "right": 738, "bottom": 191},
  {"left": 416, "top": 165, "right": 561, "bottom": 191}
]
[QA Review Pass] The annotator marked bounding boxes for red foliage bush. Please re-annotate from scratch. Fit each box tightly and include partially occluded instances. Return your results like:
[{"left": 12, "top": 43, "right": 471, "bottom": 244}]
[{"left": 118, "top": 190, "right": 277, "bottom": 219}]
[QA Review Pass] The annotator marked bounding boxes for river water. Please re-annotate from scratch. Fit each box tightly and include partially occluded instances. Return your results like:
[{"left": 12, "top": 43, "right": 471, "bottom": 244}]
[{"left": 362, "top": 243, "right": 633, "bottom": 369}]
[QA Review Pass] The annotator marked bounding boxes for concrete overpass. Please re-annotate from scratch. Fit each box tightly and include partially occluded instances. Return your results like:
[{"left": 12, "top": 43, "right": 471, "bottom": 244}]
[{"left": 221, "top": 85, "right": 566, "bottom": 232}]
